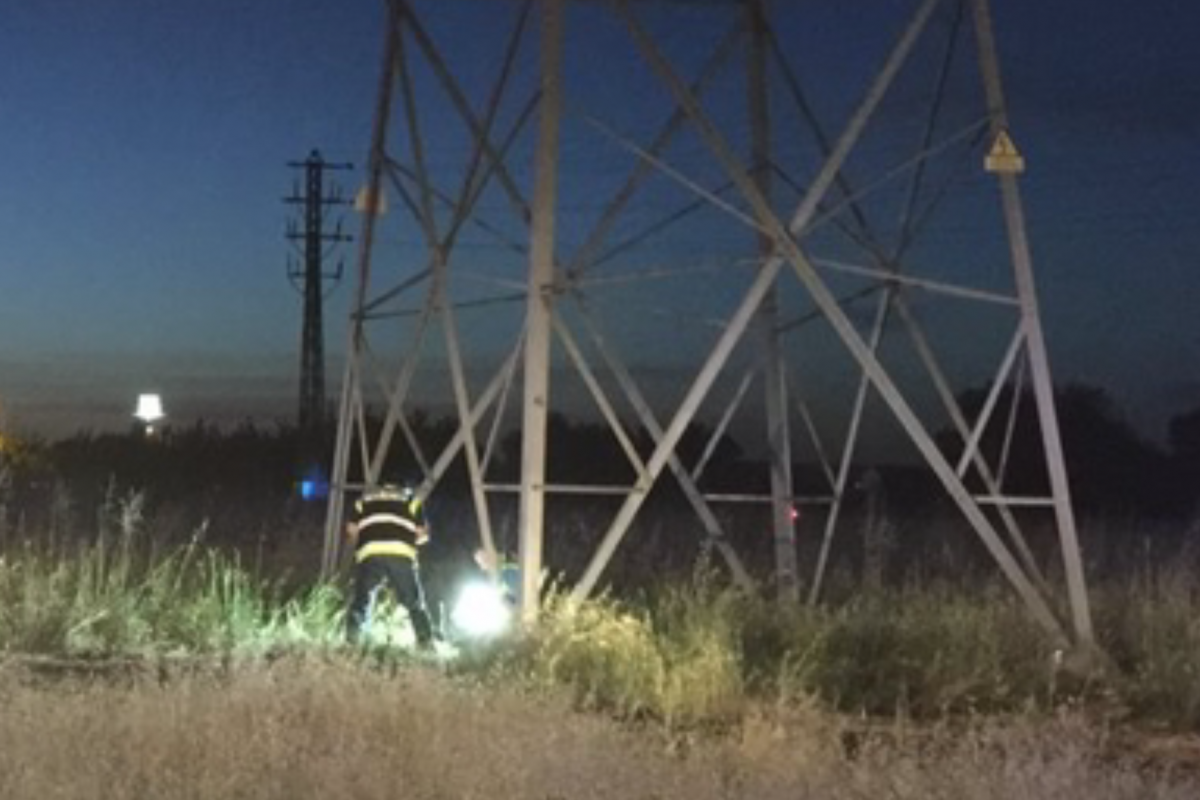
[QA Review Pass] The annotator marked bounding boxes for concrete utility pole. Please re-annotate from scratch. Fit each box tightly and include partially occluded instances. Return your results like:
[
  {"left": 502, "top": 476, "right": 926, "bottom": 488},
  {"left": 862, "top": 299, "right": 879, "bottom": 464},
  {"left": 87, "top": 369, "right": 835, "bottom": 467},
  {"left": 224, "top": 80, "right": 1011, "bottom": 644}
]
[{"left": 285, "top": 149, "right": 353, "bottom": 434}]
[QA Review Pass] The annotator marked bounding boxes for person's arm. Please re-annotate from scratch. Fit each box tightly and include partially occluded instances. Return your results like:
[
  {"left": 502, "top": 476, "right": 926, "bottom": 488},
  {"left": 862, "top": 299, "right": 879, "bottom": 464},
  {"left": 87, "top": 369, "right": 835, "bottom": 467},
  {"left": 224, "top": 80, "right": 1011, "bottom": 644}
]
[{"left": 412, "top": 502, "right": 430, "bottom": 546}]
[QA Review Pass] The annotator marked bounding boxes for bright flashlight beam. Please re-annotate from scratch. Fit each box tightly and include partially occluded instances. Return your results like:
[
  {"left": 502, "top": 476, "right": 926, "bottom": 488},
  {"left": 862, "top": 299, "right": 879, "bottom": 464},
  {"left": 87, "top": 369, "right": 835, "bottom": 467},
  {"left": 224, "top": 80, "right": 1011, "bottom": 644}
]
[{"left": 450, "top": 581, "right": 512, "bottom": 639}]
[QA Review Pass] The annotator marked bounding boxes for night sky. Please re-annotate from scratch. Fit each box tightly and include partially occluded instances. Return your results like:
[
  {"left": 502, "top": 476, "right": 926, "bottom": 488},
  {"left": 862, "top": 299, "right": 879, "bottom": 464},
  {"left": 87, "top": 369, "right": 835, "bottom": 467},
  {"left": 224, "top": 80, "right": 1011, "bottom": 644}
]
[{"left": 1, "top": 0, "right": 1197, "bottom": 446}]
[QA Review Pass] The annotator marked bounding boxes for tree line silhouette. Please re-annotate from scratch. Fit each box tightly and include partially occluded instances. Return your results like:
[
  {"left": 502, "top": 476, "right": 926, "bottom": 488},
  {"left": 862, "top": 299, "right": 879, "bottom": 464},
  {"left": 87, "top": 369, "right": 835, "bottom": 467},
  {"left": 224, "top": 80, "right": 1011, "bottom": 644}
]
[{"left": 0, "top": 382, "right": 1196, "bottom": 590}]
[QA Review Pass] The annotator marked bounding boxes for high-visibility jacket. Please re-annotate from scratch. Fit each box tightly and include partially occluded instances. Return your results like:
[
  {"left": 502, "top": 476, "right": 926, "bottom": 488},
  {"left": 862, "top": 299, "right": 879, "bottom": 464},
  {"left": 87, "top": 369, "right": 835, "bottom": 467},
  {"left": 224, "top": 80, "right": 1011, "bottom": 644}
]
[{"left": 351, "top": 487, "right": 427, "bottom": 562}]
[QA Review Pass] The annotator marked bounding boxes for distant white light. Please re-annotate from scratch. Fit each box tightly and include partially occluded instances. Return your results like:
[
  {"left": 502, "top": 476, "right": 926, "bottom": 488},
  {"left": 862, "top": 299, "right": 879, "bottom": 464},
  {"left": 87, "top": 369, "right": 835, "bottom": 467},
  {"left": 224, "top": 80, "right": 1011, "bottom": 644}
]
[{"left": 133, "top": 393, "right": 165, "bottom": 424}]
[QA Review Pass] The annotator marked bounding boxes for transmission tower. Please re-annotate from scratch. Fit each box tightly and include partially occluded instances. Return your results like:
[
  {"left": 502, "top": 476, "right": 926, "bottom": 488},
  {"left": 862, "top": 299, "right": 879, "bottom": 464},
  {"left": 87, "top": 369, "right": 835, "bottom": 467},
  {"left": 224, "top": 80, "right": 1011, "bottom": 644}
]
[
  {"left": 325, "top": 0, "right": 1093, "bottom": 650},
  {"left": 285, "top": 149, "right": 353, "bottom": 434}
]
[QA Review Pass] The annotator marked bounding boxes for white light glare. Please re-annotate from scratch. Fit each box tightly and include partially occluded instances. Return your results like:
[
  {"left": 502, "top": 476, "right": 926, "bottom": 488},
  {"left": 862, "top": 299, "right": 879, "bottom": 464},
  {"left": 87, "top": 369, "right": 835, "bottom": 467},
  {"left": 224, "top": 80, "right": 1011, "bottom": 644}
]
[
  {"left": 450, "top": 580, "right": 512, "bottom": 639},
  {"left": 133, "top": 393, "right": 165, "bottom": 423}
]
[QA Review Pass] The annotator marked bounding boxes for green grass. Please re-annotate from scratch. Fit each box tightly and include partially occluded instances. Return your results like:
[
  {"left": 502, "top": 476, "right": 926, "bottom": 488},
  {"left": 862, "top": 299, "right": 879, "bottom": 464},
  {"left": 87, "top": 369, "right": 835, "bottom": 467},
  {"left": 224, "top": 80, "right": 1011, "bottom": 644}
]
[
  {"left": 2, "top": 498, "right": 1200, "bottom": 734},
  {"left": 1094, "top": 564, "right": 1200, "bottom": 727},
  {"left": 0, "top": 492, "right": 342, "bottom": 659}
]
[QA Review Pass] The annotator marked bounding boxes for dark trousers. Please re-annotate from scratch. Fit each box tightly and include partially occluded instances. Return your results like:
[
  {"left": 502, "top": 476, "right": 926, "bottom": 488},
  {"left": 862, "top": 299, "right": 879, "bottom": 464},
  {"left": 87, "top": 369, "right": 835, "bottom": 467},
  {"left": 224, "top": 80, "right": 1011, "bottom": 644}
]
[{"left": 347, "top": 555, "right": 434, "bottom": 646}]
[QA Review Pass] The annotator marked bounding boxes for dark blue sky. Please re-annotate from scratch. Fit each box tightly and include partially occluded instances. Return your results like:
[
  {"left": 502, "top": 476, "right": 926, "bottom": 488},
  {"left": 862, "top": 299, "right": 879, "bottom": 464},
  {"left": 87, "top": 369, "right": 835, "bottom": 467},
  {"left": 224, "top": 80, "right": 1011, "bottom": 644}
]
[{"left": 1, "top": 0, "right": 1197, "bottom": 444}]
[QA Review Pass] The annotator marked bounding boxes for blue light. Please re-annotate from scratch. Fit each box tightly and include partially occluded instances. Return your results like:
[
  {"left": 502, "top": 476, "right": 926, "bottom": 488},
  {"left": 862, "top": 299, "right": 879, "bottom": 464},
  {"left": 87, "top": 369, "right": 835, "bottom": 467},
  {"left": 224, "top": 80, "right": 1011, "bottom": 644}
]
[{"left": 299, "top": 478, "right": 329, "bottom": 501}]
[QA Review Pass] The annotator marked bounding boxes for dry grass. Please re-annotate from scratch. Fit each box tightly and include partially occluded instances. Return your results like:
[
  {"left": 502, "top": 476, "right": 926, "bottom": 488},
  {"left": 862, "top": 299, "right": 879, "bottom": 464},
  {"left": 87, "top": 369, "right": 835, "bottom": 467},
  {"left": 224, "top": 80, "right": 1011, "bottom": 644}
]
[{"left": 0, "top": 656, "right": 1195, "bottom": 800}]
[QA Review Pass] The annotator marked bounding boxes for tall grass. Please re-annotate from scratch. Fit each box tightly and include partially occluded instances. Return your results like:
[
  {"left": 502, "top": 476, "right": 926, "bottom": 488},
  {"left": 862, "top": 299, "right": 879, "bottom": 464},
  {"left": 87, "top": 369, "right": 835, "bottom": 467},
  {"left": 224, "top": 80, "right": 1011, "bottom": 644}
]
[
  {"left": 0, "top": 491, "right": 341, "bottom": 658},
  {"left": 2, "top": 494, "right": 1200, "bottom": 736},
  {"left": 1094, "top": 560, "right": 1200, "bottom": 728},
  {"left": 468, "top": 566, "right": 1200, "bottom": 734}
]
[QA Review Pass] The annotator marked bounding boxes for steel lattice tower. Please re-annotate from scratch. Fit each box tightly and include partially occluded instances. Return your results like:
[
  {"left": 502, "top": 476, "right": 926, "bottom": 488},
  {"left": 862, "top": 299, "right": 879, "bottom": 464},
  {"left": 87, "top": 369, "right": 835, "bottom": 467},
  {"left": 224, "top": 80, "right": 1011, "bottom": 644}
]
[
  {"left": 286, "top": 149, "right": 352, "bottom": 433},
  {"left": 325, "top": 0, "right": 1093, "bottom": 649}
]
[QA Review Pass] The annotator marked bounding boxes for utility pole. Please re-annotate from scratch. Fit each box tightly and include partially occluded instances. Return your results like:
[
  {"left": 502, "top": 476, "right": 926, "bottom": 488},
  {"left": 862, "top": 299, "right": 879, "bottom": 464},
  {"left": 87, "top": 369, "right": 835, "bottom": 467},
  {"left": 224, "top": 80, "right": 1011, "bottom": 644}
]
[{"left": 285, "top": 149, "right": 352, "bottom": 435}]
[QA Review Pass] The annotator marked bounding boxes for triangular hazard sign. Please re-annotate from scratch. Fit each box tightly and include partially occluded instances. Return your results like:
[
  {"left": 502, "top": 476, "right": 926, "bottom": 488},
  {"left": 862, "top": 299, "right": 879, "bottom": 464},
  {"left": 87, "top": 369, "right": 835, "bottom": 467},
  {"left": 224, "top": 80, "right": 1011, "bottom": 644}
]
[
  {"left": 354, "top": 184, "right": 389, "bottom": 215},
  {"left": 985, "top": 129, "right": 1025, "bottom": 174}
]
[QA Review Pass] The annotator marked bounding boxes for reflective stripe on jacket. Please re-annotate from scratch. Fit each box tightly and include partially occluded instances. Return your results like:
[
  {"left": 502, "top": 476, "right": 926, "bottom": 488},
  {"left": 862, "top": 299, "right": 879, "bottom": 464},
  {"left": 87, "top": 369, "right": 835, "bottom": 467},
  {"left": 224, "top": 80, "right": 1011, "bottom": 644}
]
[
  {"left": 352, "top": 489, "right": 426, "bottom": 562},
  {"left": 355, "top": 540, "right": 418, "bottom": 563}
]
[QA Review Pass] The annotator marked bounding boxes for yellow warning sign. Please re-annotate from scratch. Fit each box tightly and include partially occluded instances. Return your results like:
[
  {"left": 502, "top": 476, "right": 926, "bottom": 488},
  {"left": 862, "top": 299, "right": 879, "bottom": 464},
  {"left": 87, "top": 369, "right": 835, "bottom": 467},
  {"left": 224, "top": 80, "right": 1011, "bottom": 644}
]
[
  {"left": 985, "top": 129, "right": 1025, "bottom": 174},
  {"left": 354, "top": 184, "right": 388, "bottom": 215}
]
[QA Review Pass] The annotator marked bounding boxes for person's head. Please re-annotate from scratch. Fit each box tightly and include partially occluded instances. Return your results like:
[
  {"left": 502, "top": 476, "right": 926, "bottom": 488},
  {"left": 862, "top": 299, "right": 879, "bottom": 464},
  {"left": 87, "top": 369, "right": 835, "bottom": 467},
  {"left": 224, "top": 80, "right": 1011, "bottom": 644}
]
[{"left": 370, "top": 481, "right": 415, "bottom": 502}]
